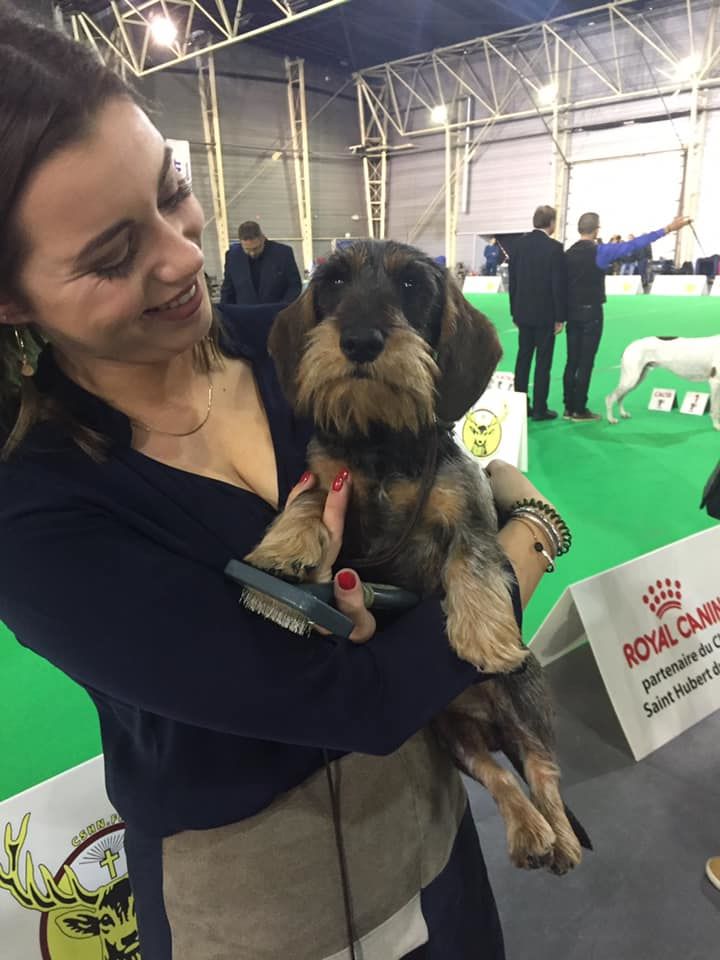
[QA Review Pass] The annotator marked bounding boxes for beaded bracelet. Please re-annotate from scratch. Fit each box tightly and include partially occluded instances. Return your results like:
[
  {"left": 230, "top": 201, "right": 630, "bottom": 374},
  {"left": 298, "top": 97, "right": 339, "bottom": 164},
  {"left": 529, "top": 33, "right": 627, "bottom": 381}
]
[
  {"left": 512, "top": 516, "right": 556, "bottom": 573},
  {"left": 508, "top": 497, "right": 572, "bottom": 556},
  {"left": 511, "top": 508, "right": 561, "bottom": 556}
]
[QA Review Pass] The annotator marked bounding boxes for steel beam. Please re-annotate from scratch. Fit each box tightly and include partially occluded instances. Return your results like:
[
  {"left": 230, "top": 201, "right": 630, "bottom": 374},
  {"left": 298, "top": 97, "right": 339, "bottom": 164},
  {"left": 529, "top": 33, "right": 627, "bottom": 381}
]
[
  {"left": 286, "top": 58, "right": 314, "bottom": 272},
  {"left": 197, "top": 51, "right": 229, "bottom": 266},
  {"left": 65, "top": 0, "right": 349, "bottom": 78}
]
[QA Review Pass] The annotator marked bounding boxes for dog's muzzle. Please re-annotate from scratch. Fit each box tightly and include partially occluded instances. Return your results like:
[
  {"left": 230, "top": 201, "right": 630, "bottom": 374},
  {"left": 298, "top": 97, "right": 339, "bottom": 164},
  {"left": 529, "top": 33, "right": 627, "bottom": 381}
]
[{"left": 340, "top": 328, "right": 385, "bottom": 364}]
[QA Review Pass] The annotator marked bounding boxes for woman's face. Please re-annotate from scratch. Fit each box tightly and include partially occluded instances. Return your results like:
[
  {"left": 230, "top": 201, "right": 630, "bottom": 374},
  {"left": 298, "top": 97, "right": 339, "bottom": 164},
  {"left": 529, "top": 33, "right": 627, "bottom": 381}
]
[{"left": 11, "top": 97, "right": 210, "bottom": 367}]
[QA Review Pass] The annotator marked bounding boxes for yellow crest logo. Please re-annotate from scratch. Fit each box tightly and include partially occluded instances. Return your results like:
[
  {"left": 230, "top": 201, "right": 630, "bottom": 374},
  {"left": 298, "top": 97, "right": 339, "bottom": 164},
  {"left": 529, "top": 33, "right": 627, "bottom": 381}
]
[
  {"left": 461, "top": 406, "right": 506, "bottom": 458},
  {"left": 0, "top": 813, "right": 140, "bottom": 959}
]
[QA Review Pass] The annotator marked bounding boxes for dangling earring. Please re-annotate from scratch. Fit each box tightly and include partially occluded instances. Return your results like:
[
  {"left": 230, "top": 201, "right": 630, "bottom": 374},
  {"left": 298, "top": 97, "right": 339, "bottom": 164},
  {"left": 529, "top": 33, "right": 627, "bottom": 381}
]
[{"left": 14, "top": 328, "right": 34, "bottom": 377}]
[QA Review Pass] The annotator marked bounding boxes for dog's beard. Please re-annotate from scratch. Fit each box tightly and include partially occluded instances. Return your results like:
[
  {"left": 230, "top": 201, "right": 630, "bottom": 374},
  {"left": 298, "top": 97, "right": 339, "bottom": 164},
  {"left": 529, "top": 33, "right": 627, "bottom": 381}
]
[{"left": 296, "top": 324, "right": 439, "bottom": 436}]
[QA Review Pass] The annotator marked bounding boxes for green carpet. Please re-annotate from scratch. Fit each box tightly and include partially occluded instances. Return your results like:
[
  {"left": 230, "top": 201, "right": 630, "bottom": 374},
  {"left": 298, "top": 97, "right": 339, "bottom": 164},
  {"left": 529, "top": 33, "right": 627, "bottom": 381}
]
[{"left": 0, "top": 294, "right": 717, "bottom": 801}]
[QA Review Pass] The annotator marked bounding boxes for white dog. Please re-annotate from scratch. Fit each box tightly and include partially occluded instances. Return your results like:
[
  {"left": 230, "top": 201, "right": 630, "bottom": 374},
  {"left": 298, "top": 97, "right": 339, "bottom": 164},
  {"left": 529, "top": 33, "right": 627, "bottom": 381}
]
[{"left": 606, "top": 335, "right": 720, "bottom": 430}]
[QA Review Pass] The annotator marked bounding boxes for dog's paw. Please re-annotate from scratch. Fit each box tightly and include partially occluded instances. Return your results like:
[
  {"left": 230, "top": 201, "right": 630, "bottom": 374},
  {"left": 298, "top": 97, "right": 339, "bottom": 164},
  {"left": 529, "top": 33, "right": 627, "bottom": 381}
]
[
  {"left": 507, "top": 810, "right": 556, "bottom": 870},
  {"left": 245, "top": 523, "right": 330, "bottom": 582},
  {"left": 713, "top": 421, "right": 720, "bottom": 431},
  {"left": 620, "top": 410, "right": 632, "bottom": 420},
  {"left": 548, "top": 831, "right": 583, "bottom": 876}
]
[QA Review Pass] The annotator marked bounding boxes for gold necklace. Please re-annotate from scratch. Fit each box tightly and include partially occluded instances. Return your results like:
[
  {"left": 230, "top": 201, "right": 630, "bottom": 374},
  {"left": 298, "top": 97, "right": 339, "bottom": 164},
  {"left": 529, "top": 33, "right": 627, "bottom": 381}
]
[{"left": 131, "top": 373, "right": 214, "bottom": 438}]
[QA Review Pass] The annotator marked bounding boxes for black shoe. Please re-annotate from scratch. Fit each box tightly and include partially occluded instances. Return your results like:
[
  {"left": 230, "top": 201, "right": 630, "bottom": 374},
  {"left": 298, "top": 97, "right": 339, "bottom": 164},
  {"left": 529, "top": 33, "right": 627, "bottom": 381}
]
[
  {"left": 532, "top": 409, "right": 558, "bottom": 421},
  {"left": 571, "top": 409, "right": 601, "bottom": 421},
  {"left": 563, "top": 408, "right": 573, "bottom": 420}
]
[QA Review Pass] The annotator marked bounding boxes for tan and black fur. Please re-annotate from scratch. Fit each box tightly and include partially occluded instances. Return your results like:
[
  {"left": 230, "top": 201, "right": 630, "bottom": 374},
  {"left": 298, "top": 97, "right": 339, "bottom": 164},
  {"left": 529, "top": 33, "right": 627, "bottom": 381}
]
[{"left": 246, "top": 240, "right": 589, "bottom": 873}]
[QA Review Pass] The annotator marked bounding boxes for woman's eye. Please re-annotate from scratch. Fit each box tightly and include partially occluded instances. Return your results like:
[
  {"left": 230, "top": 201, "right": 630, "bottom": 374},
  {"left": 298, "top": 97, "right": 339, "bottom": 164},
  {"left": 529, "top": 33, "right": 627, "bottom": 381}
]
[
  {"left": 159, "top": 178, "right": 193, "bottom": 212},
  {"left": 94, "top": 242, "right": 137, "bottom": 280}
]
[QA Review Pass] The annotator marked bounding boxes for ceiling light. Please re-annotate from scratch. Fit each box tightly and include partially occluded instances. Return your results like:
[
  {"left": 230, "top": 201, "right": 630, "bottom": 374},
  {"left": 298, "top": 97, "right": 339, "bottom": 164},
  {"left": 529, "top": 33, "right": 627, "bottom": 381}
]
[
  {"left": 674, "top": 52, "right": 702, "bottom": 81},
  {"left": 430, "top": 104, "right": 448, "bottom": 124},
  {"left": 537, "top": 83, "right": 558, "bottom": 106},
  {"left": 150, "top": 15, "right": 178, "bottom": 47},
  {"left": 271, "top": 150, "right": 282, "bottom": 161}
]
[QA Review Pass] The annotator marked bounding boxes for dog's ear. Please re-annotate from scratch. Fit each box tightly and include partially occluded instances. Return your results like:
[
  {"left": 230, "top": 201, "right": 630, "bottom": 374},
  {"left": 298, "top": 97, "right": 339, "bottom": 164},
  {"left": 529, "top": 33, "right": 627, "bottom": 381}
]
[
  {"left": 268, "top": 286, "right": 316, "bottom": 407},
  {"left": 435, "top": 273, "right": 502, "bottom": 422}
]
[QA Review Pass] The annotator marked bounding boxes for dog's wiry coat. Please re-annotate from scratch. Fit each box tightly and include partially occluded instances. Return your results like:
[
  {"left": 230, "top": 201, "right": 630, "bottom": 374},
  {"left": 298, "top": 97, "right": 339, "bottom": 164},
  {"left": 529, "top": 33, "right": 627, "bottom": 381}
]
[{"left": 245, "top": 239, "right": 587, "bottom": 873}]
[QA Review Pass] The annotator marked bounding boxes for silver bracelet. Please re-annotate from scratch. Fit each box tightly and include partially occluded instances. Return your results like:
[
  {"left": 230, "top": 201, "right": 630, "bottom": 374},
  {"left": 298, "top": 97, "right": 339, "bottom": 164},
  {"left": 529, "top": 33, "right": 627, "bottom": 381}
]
[{"left": 511, "top": 507, "right": 561, "bottom": 556}]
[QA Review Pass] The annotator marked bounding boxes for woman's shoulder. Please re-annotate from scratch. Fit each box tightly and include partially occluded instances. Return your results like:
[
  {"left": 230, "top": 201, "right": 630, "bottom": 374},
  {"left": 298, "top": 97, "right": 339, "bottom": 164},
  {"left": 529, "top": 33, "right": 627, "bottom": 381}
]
[{"left": 217, "top": 303, "right": 285, "bottom": 361}]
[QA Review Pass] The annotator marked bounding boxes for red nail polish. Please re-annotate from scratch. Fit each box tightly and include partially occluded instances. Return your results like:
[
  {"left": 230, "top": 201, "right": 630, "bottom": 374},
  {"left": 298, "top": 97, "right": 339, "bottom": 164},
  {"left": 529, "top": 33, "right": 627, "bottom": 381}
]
[
  {"left": 337, "top": 571, "right": 357, "bottom": 591},
  {"left": 341, "top": 468, "right": 350, "bottom": 480},
  {"left": 299, "top": 471, "right": 312, "bottom": 485},
  {"left": 332, "top": 473, "right": 345, "bottom": 492}
]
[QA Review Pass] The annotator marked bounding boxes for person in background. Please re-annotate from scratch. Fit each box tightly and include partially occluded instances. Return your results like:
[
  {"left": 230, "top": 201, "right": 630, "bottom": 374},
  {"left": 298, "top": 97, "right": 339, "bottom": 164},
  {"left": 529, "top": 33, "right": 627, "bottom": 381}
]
[
  {"left": 701, "top": 457, "right": 720, "bottom": 893},
  {"left": 620, "top": 235, "right": 638, "bottom": 275},
  {"left": 562, "top": 212, "right": 692, "bottom": 422},
  {"left": 509, "top": 205, "right": 567, "bottom": 421},
  {"left": 220, "top": 220, "right": 302, "bottom": 306},
  {"left": 483, "top": 237, "right": 501, "bottom": 276}
]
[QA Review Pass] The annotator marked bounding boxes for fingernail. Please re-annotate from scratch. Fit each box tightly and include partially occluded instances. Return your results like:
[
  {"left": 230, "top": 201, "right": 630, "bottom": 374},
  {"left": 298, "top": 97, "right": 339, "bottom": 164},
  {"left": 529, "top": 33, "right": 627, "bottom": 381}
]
[
  {"left": 341, "top": 468, "right": 350, "bottom": 480},
  {"left": 337, "top": 571, "right": 357, "bottom": 591},
  {"left": 299, "top": 471, "right": 312, "bottom": 485},
  {"left": 332, "top": 472, "right": 345, "bottom": 492}
]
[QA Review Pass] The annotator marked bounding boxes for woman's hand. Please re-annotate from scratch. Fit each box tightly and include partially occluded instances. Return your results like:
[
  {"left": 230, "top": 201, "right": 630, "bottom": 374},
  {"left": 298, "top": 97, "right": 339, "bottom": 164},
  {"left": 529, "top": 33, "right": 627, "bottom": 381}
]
[
  {"left": 286, "top": 471, "right": 376, "bottom": 643},
  {"left": 485, "top": 459, "right": 555, "bottom": 515}
]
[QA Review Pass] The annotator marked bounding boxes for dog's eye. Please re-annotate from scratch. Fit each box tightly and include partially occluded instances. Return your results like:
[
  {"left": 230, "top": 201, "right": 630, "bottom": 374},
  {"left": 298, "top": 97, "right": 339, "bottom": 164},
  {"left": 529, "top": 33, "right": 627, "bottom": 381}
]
[
  {"left": 402, "top": 280, "right": 415, "bottom": 289},
  {"left": 332, "top": 278, "right": 346, "bottom": 286}
]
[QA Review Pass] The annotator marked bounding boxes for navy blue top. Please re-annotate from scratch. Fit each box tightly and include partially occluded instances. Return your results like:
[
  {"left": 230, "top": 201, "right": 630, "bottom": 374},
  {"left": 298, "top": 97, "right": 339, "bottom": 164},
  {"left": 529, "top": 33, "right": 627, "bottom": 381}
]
[{"left": 0, "top": 305, "right": 520, "bottom": 837}]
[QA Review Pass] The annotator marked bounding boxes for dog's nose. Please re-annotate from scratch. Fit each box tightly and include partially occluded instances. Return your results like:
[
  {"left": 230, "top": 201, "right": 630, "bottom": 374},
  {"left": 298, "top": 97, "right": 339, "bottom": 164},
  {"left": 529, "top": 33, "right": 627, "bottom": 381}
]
[{"left": 340, "top": 329, "right": 385, "bottom": 363}]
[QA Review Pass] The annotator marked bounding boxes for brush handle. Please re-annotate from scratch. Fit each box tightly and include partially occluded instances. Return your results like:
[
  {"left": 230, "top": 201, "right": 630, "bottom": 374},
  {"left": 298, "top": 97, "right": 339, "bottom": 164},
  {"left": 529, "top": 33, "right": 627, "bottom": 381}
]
[{"left": 298, "top": 582, "right": 420, "bottom": 611}]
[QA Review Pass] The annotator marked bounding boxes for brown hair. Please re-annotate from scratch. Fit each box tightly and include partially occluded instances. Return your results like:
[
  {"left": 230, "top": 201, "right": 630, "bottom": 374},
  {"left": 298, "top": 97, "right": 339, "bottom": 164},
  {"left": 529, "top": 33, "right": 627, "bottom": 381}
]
[
  {"left": 239, "top": 220, "right": 263, "bottom": 240},
  {"left": 532, "top": 205, "right": 556, "bottom": 230},
  {"left": 578, "top": 212, "right": 600, "bottom": 235},
  {"left": 0, "top": 7, "right": 219, "bottom": 460}
]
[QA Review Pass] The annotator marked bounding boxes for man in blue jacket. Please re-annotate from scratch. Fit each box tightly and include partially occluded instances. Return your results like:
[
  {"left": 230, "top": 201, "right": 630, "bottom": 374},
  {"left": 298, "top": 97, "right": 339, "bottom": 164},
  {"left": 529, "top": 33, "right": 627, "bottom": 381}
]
[
  {"left": 563, "top": 212, "right": 691, "bottom": 421},
  {"left": 220, "top": 221, "right": 302, "bottom": 306}
]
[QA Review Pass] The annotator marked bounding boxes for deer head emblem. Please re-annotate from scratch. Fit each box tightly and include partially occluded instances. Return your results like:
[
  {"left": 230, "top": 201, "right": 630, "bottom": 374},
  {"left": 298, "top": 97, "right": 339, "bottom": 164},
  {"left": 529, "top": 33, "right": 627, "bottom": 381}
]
[{"left": 0, "top": 814, "right": 140, "bottom": 959}]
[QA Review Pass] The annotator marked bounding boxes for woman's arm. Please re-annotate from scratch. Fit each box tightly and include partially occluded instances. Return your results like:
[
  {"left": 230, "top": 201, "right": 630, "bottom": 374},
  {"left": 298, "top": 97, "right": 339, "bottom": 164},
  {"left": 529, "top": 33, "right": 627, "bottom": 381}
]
[
  {"left": 487, "top": 459, "right": 567, "bottom": 609},
  {"left": 0, "top": 478, "right": 482, "bottom": 758}
]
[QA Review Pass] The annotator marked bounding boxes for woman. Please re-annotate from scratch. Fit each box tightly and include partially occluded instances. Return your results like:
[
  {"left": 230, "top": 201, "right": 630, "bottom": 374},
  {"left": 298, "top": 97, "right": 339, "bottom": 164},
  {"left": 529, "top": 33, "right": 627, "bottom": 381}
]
[{"left": 0, "top": 9, "right": 566, "bottom": 958}]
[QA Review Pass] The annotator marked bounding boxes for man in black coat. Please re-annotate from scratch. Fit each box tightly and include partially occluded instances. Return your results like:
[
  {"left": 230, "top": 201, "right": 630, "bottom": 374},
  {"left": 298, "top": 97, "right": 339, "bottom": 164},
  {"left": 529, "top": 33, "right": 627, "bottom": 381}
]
[
  {"left": 509, "top": 205, "right": 567, "bottom": 420},
  {"left": 220, "top": 221, "right": 302, "bottom": 306}
]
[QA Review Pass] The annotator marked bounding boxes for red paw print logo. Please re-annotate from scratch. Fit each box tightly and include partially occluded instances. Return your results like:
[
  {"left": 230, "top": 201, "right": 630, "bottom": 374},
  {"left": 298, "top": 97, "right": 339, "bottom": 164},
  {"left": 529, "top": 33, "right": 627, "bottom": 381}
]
[{"left": 642, "top": 579, "right": 682, "bottom": 619}]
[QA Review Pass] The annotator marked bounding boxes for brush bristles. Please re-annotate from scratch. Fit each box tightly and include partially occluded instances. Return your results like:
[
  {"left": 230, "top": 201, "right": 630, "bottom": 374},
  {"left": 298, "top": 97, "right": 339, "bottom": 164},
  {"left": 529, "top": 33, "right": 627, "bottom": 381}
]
[{"left": 240, "top": 587, "right": 313, "bottom": 637}]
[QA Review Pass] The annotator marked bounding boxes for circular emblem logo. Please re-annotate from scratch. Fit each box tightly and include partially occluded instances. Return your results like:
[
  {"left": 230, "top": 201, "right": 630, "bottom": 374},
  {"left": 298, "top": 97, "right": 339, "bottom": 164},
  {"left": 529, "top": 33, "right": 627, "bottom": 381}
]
[{"left": 462, "top": 408, "right": 503, "bottom": 458}]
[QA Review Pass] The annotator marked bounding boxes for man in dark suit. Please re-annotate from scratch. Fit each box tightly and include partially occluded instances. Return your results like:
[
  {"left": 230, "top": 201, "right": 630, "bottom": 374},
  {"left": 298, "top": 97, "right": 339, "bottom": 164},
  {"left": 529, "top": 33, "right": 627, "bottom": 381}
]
[
  {"left": 509, "top": 205, "right": 567, "bottom": 421},
  {"left": 220, "top": 221, "right": 302, "bottom": 306}
]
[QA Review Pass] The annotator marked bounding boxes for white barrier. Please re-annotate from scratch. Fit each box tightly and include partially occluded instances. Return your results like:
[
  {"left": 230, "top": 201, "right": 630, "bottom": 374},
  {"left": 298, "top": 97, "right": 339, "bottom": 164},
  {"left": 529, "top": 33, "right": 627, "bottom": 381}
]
[
  {"left": 710, "top": 279, "right": 720, "bottom": 296},
  {"left": 462, "top": 276, "right": 503, "bottom": 294},
  {"left": 531, "top": 526, "right": 720, "bottom": 760},
  {"left": 0, "top": 757, "right": 133, "bottom": 960},
  {"left": 605, "top": 275, "right": 643, "bottom": 295},
  {"left": 650, "top": 275, "right": 708, "bottom": 296},
  {"left": 455, "top": 387, "right": 528, "bottom": 472}
]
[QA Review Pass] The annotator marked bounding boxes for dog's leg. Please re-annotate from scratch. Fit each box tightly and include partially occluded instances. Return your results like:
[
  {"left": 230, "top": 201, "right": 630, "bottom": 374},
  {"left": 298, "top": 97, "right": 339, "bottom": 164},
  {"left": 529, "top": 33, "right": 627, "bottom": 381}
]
[
  {"left": 435, "top": 711, "right": 556, "bottom": 870},
  {"left": 442, "top": 543, "right": 526, "bottom": 673},
  {"left": 521, "top": 750, "right": 583, "bottom": 875},
  {"left": 710, "top": 368, "right": 720, "bottom": 430},
  {"left": 245, "top": 489, "right": 330, "bottom": 581},
  {"left": 606, "top": 356, "right": 650, "bottom": 423}
]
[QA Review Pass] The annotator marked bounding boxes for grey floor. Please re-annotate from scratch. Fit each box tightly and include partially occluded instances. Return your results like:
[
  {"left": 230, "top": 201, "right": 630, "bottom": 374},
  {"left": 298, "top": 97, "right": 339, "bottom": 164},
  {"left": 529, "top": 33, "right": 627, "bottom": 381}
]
[{"left": 466, "top": 646, "right": 720, "bottom": 960}]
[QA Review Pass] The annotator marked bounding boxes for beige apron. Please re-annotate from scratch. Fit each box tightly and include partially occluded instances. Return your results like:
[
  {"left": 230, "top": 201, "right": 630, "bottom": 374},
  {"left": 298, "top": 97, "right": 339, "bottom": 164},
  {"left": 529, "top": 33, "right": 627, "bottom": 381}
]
[{"left": 161, "top": 728, "right": 467, "bottom": 959}]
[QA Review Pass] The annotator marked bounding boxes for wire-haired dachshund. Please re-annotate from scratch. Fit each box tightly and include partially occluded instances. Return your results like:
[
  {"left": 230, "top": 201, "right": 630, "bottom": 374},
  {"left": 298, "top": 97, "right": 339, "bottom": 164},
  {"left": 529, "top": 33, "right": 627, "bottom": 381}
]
[{"left": 246, "top": 239, "right": 589, "bottom": 872}]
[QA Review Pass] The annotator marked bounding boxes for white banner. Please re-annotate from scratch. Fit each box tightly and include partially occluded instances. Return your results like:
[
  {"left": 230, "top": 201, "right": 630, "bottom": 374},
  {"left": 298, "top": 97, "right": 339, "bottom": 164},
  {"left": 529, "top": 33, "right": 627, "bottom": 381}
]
[
  {"left": 531, "top": 526, "right": 720, "bottom": 760},
  {"left": 455, "top": 387, "right": 528, "bottom": 472},
  {"left": 0, "top": 757, "right": 136, "bottom": 960},
  {"left": 166, "top": 138, "right": 192, "bottom": 185},
  {"left": 605, "top": 275, "right": 643, "bottom": 295},
  {"left": 650, "top": 275, "right": 708, "bottom": 296},
  {"left": 710, "top": 280, "right": 720, "bottom": 297},
  {"left": 462, "top": 276, "right": 503, "bottom": 294}
]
